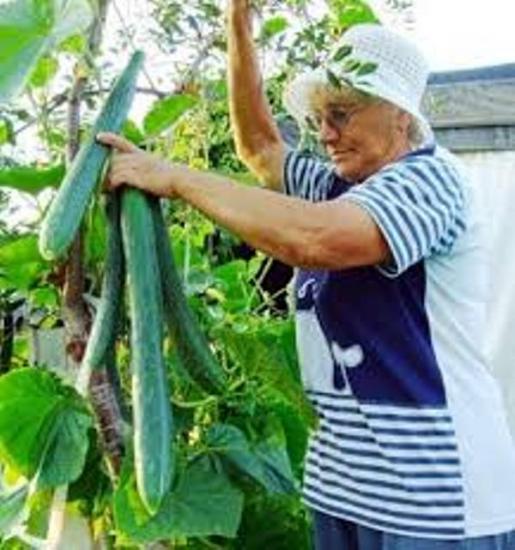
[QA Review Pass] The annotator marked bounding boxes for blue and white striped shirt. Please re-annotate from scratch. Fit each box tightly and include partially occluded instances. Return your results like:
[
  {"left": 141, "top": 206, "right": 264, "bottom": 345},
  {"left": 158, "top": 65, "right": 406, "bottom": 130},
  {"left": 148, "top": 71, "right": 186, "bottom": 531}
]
[{"left": 284, "top": 145, "right": 515, "bottom": 539}]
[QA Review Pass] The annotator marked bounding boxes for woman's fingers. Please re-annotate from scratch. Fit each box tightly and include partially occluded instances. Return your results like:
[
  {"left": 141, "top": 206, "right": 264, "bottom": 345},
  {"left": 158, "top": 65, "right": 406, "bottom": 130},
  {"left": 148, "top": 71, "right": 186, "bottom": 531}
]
[
  {"left": 104, "top": 151, "right": 142, "bottom": 187},
  {"left": 96, "top": 132, "right": 139, "bottom": 153},
  {"left": 109, "top": 152, "right": 137, "bottom": 171},
  {"left": 108, "top": 166, "right": 136, "bottom": 187}
]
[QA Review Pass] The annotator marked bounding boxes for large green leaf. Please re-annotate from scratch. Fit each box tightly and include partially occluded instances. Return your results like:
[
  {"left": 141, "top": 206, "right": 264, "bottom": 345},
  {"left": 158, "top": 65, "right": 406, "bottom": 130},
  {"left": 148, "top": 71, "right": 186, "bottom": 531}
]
[
  {"left": 0, "top": 0, "right": 93, "bottom": 103},
  {"left": 143, "top": 94, "right": 198, "bottom": 136},
  {"left": 0, "top": 164, "right": 64, "bottom": 194},
  {"left": 0, "top": 369, "right": 92, "bottom": 486},
  {"left": 206, "top": 423, "right": 297, "bottom": 495},
  {"left": 253, "top": 438, "right": 297, "bottom": 495},
  {"left": 35, "top": 406, "right": 92, "bottom": 488},
  {"left": 0, "top": 261, "right": 47, "bottom": 291},
  {"left": 220, "top": 320, "right": 317, "bottom": 428},
  {"left": 0, "top": 235, "right": 42, "bottom": 266},
  {"left": 206, "top": 424, "right": 267, "bottom": 486},
  {"left": 0, "top": 234, "right": 47, "bottom": 290},
  {"left": 113, "top": 458, "right": 244, "bottom": 544}
]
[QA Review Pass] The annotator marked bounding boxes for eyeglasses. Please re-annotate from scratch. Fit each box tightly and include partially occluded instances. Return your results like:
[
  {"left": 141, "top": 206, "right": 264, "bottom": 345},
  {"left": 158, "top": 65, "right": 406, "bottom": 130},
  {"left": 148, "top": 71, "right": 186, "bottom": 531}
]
[{"left": 306, "top": 104, "right": 369, "bottom": 134}]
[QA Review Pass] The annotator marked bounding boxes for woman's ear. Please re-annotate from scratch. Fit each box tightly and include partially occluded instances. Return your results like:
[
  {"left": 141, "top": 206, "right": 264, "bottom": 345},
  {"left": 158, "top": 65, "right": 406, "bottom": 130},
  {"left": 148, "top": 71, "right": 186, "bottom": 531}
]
[{"left": 395, "top": 109, "right": 411, "bottom": 136}]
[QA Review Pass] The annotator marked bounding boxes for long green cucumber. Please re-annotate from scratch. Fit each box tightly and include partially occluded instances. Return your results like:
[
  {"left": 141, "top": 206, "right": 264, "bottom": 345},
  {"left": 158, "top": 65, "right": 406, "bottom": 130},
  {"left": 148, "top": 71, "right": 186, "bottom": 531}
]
[
  {"left": 38, "top": 51, "right": 144, "bottom": 261},
  {"left": 149, "top": 198, "right": 226, "bottom": 395},
  {"left": 82, "top": 192, "right": 124, "bottom": 371},
  {"left": 81, "top": 192, "right": 126, "bottom": 476},
  {"left": 121, "top": 188, "right": 173, "bottom": 515}
]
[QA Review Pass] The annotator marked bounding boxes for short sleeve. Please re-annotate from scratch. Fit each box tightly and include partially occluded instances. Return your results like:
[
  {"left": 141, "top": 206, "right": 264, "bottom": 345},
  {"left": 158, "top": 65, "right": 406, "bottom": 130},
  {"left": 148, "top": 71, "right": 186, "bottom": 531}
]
[
  {"left": 283, "top": 149, "right": 335, "bottom": 201},
  {"left": 342, "top": 155, "right": 467, "bottom": 277}
]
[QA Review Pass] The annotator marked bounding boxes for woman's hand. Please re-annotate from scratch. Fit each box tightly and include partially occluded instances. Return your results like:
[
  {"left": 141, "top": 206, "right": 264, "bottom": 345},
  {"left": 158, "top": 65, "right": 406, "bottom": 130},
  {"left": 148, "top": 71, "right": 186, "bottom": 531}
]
[{"left": 96, "top": 132, "right": 176, "bottom": 198}]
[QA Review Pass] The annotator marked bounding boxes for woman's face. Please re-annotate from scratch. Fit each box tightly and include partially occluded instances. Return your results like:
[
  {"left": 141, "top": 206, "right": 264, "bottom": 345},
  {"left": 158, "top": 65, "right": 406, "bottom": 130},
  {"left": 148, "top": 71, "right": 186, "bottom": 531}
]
[{"left": 311, "top": 96, "right": 411, "bottom": 183}]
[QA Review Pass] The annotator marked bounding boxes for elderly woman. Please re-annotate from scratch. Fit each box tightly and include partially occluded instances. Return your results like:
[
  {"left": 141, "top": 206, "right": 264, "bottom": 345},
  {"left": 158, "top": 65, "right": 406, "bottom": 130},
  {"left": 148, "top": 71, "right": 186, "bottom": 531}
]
[{"left": 98, "top": 1, "right": 515, "bottom": 548}]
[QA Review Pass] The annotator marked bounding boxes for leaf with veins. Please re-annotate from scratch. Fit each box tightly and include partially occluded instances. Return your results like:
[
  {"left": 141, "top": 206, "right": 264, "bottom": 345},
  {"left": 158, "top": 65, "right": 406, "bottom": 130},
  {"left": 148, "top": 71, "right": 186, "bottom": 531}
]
[{"left": 0, "top": 0, "right": 93, "bottom": 103}]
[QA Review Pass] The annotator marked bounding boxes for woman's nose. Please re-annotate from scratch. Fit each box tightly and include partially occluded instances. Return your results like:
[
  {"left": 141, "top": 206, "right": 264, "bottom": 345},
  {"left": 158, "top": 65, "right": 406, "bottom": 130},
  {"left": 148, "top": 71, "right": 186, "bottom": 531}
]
[{"left": 319, "top": 118, "right": 340, "bottom": 145}]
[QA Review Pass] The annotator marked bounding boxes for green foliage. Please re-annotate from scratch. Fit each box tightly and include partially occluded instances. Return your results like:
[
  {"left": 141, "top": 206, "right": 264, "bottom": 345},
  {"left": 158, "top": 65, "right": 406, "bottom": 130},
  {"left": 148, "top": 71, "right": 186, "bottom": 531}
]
[
  {"left": 0, "top": 484, "right": 29, "bottom": 536},
  {"left": 218, "top": 319, "right": 316, "bottom": 430},
  {"left": 29, "top": 56, "right": 59, "bottom": 89},
  {"left": 113, "top": 457, "right": 244, "bottom": 544},
  {"left": 206, "top": 423, "right": 297, "bottom": 495},
  {"left": 0, "top": 235, "right": 48, "bottom": 291},
  {"left": 0, "top": 235, "right": 41, "bottom": 266},
  {"left": 0, "top": 165, "right": 64, "bottom": 195},
  {"left": 57, "top": 33, "right": 86, "bottom": 55},
  {"left": 0, "top": 0, "right": 93, "bottom": 102},
  {"left": 236, "top": 490, "right": 312, "bottom": 550},
  {"left": 143, "top": 94, "right": 199, "bottom": 137},
  {"left": 0, "top": 368, "right": 92, "bottom": 486},
  {"left": 0, "top": 121, "right": 12, "bottom": 146},
  {"left": 329, "top": 0, "right": 379, "bottom": 32},
  {"left": 260, "top": 16, "right": 289, "bottom": 42}
]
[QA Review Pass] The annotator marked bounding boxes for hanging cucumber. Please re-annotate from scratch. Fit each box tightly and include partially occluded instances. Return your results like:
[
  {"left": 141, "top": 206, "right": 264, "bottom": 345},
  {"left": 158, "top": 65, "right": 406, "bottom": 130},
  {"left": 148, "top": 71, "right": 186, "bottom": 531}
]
[
  {"left": 38, "top": 51, "right": 144, "bottom": 261},
  {"left": 80, "top": 192, "right": 126, "bottom": 477},
  {"left": 149, "top": 197, "right": 226, "bottom": 395},
  {"left": 121, "top": 188, "right": 173, "bottom": 515},
  {"left": 82, "top": 192, "right": 124, "bottom": 373}
]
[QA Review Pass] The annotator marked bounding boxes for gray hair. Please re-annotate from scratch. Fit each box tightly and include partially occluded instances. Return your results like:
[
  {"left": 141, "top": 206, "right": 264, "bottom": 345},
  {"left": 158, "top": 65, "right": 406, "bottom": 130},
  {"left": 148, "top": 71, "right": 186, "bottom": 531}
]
[{"left": 407, "top": 114, "right": 426, "bottom": 149}]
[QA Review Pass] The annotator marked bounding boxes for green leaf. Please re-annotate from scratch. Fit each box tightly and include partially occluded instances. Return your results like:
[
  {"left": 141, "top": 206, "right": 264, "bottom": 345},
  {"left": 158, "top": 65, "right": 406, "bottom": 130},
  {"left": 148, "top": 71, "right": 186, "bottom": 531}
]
[
  {"left": 143, "top": 94, "right": 198, "bottom": 137},
  {"left": 0, "top": 235, "right": 43, "bottom": 266},
  {"left": 35, "top": 407, "right": 92, "bottom": 488},
  {"left": 0, "top": 369, "right": 92, "bottom": 485},
  {"left": 29, "top": 55, "right": 58, "bottom": 88},
  {"left": 332, "top": 44, "right": 353, "bottom": 62},
  {"left": 268, "top": 399, "right": 308, "bottom": 475},
  {"left": 67, "top": 430, "right": 110, "bottom": 516},
  {"left": 113, "top": 458, "right": 244, "bottom": 544},
  {"left": 207, "top": 423, "right": 297, "bottom": 495},
  {"left": 206, "top": 424, "right": 265, "bottom": 484},
  {"left": 0, "top": 0, "right": 93, "bottom": 103},
  {"left": 0, "top": 120, "right": 13, "bottom": 145},
  {"left": 58, "top": 33, "right": 85, "bottom": 54},
  {"left": 0, "top": 484, "right": 29, "bottom": 535},
  {"left": 254, "top": 439, "right": 297, "bottom": 495},
  {"left": 260, "top": 16, "right": 289, "bottom": 40},
  {"left": 343, "top": 58, "right": 362, "bottom": 73},
  {"left": 23, "top": 488, "right": 52, "bottom": 539},
  {"left": 122, "top": 119, "right": 145, "bottom": 146},
  {"left": 212, "top": 259, "right": 253, "bottom": 312},
  {"left": 0, "top": 262, "right": 47, "bottom": 291},
  {"left": 29, "top": 287, "right": 59, "bottom": 309},
  {"left": 326, "top": 69, "right": 341, "bottom": 90},
  {"left": 356, "top": 61, "right": 378, "bottom": 76},
  {"left": 0, "top": 164, "right": 64, "bottom": 194},
  {"left": 219, "top": 320, "right": 317, "bottom": 429},
  {"left": 329, "top": 0, "right": 379, "bottom": 29}
]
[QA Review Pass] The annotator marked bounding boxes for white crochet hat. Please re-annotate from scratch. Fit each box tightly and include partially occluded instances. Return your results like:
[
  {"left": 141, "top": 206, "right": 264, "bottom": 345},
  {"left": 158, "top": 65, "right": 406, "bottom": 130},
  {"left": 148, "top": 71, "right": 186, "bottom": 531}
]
[{"left": 282, "top": 23, "right": 432, "bottom": 140}]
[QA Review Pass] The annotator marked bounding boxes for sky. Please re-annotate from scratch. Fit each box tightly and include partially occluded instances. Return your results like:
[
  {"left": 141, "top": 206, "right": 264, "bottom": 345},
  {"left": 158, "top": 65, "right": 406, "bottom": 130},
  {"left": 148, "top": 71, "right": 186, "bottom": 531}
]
[{"left": 398, "top": 0, "right": 515, "bottom": 71}]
